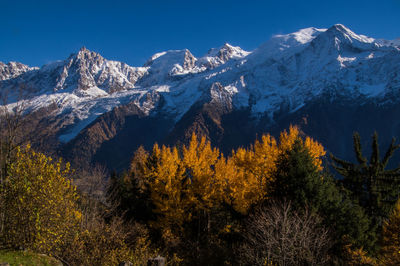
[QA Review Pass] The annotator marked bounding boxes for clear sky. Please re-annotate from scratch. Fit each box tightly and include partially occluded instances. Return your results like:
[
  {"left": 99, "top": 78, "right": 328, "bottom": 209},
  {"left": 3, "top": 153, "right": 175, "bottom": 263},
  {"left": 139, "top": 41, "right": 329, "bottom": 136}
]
[{"left": 1, "top": 0, "right": 400, "bottom": 67}]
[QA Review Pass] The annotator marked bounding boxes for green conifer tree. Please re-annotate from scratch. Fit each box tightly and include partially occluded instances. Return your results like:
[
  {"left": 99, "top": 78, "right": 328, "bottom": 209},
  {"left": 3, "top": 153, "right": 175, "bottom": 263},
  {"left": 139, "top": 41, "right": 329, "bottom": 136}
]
[
  {"left": 272, "top": 139, "right": 373, "bottom": 255},
  {"left": 331, "top": 132, "right": 400, "bottom": 230}
]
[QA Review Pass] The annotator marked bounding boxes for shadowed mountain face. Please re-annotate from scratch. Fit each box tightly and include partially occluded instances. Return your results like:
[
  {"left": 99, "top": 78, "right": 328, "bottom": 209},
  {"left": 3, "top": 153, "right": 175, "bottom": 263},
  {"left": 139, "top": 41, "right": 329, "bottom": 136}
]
[
  {"left": 61, "top": 94, "right": 400, "bottom": 171},
  {"left": 2, "top": 24, "right": 400, "bottom": 171}
]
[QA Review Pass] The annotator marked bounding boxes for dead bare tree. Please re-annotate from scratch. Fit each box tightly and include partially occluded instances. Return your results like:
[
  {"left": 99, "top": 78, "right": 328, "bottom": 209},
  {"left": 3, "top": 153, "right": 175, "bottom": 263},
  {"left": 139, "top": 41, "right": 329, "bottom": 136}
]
[{"left": 238, "top": 200, "right": 332, "bottom": 266}]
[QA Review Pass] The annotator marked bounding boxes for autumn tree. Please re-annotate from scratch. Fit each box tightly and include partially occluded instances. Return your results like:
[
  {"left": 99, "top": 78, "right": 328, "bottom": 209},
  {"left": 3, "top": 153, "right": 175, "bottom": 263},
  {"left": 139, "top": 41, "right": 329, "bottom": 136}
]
[
  {"left": 341, "top": 239, "right": 377, "bottom": 266},
  {"left": 143, "top": 134, "right": 226, "bottom": 251},
  {"left": 227, "top": 126, "right": 325, "bottom": 214},
  {"left": 380, "top": 199, "right": 400, "bottom": 265},
  {"left": 111, "top": 127, "right": 333, "bottom": 263},
  {"left": 110, "top": 139, "right": 237, "bottom": 264},
  {"left": 0, "top": 145, "right": 82, "bottom": 255},
  {"left": 227, "top": 134, "right": 278, "bottom": 213},
  {"left": 116, "top": 127, "right": 327, "bottom": 231}
]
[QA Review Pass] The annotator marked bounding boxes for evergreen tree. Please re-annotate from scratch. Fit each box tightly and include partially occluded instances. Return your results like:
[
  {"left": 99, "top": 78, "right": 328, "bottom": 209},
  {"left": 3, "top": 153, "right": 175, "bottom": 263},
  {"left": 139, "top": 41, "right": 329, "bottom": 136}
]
[
  {"left": 107, "top": 146, "right": 154, "bottom": 223},
  {"left": 331, "top": 132, "right": 400, "bottom": 231},
  {"left": 229, "top": 125, "right": 325, "bottom": 214},
  {"left": 271, "top": 139, "right": 373, "bottom": 254}
]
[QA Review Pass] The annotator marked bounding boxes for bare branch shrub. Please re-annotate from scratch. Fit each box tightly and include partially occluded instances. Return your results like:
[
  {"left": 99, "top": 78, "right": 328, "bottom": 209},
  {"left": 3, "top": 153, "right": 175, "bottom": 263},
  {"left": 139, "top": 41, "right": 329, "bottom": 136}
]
[
  {"left": 60, "top": 215, "right": 153, "bottom": 266},
  {"left": 73, "top": 164, "right": 109, "bottom": 226},
  {"left": 65, "top": 165, "right": 155, "bottom": 265},
  {"left": 239, "top": 200, "right": 332, "bottom": 265}
]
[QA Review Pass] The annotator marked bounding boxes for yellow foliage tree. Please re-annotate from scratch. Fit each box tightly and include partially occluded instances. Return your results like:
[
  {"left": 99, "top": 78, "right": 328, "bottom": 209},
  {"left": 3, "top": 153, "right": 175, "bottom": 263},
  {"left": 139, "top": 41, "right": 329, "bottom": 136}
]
[
  {"left": 380, "top": 199, "right": 400, "bottom": 265},
  {"left": 227, "top": 134, "right": 278, "bottom": 213},
  {"left": 124, "top": 127, "right": 326, "bottom": 262},
  {"left": 141, "top": 127, "right": 325, "bottom": 229},
  {"left": 1, "top": 145, "right": 81, "bottom": 254},
  {"left": 226, "top": 125, "right": 326, "bottom": 214},
  {"left": 145, "top": 143, "right": 189, "bottom": 229},
  {"left": 144, "top": 135, "right": 224, "bottom": 238},
  {"left": 181, "top": 134, "right": 222, "bottom": 211},
  {"left": 343, "top": 245, "right": 377, "bottom": 265}
]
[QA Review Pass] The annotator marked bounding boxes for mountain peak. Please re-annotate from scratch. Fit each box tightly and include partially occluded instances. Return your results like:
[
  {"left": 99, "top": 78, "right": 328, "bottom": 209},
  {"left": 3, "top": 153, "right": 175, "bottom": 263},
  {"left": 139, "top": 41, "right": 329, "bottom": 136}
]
[
  {"left": 73, "top": 47, "right": 103, "bottom": 61},
  {"left": 249, "top": 27, "right": 325, "bottom": 62},
  {"left": 144, "top": 49, "right": 197, "bottom": 71},
  {"left": 221, "top": 43, "right": 234, "bottom": 49},
  {"left": 0, "top": 61, "right": 36, "bottom": 81},
  {"left": 326, "top": 24, "right": 354, "bottom": 37},
  {"left": 195, "top": 43, "right": 249, "bottom": 70},
  {"left": 206, "top": 43, "right": 249, "bottom": 61},
  {"left": 273, "top": 27, "right": 327, "bottom": 45},
  {"left": 325, "top": 24, "right": 375, "bottom": 44},
  {"left": 331, "top": 24, "right": 350, "bottom": 32}
]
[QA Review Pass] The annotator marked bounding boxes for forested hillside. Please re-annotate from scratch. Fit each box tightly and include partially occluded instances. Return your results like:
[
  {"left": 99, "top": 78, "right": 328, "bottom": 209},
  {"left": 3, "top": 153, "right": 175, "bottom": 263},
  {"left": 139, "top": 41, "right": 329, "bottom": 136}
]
[{"left": 2, "top": 121, "right": 400, "bottom": 265}]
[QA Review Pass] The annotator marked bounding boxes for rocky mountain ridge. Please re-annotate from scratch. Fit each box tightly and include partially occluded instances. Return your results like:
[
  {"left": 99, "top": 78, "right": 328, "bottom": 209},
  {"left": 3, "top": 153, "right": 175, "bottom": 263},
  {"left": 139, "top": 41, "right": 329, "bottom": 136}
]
[{"left": 2, "top": 24, "right": 400, "bottom": 170}]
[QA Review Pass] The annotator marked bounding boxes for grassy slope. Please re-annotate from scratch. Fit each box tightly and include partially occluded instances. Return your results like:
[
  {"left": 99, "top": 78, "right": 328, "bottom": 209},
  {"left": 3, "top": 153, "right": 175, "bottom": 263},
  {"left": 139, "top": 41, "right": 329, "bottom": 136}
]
[{"left": 0, "top": 250, "right": 62, "bottom": 266}]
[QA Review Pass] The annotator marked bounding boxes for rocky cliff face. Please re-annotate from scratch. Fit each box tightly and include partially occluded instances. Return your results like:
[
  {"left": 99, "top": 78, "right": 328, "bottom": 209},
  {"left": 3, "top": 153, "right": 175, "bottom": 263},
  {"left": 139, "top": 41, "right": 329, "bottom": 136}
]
[
  {"left": 1, "top": 47, "right": 148, "bottom": 95},
  {"left": 2, "top": 24, "right": 400, "bottom": 170}
]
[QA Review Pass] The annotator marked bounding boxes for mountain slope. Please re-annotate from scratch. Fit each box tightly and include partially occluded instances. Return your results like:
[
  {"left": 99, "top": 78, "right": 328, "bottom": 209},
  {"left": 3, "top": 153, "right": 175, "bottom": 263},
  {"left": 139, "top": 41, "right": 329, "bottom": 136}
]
[{"left": 2, "top": 24, "right": 400, "bottom": 170}]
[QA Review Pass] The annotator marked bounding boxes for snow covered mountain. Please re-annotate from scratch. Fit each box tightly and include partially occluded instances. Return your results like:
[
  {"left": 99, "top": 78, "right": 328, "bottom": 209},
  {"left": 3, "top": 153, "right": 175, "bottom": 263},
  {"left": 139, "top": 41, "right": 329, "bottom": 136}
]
[
  {"left": 2, "top": 24, "right": 400, "bottom": 170},
  {"left": 0, "top": 62, "right": 38, "bottom": 81}
]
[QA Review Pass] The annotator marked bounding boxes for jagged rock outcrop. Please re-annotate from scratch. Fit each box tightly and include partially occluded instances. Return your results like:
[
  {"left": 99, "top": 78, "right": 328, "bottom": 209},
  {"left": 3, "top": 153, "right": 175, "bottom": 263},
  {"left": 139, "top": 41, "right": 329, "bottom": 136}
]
[{"left": 0, "top": 61, "right": 37, "bottom": 81}]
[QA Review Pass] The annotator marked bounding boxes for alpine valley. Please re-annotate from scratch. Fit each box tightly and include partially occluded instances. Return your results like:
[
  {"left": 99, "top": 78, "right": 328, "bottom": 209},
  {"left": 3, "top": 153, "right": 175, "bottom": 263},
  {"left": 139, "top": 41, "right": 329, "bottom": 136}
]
[{"left": 2, "top": 24, "right": 400, "bottom": 170}]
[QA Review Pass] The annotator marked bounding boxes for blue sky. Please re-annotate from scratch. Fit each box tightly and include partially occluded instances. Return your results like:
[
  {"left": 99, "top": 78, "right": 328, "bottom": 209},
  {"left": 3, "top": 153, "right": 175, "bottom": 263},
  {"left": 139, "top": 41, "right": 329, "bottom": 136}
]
[{"left": 1, "top": 0, "right": 399, "bottom": 67}]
